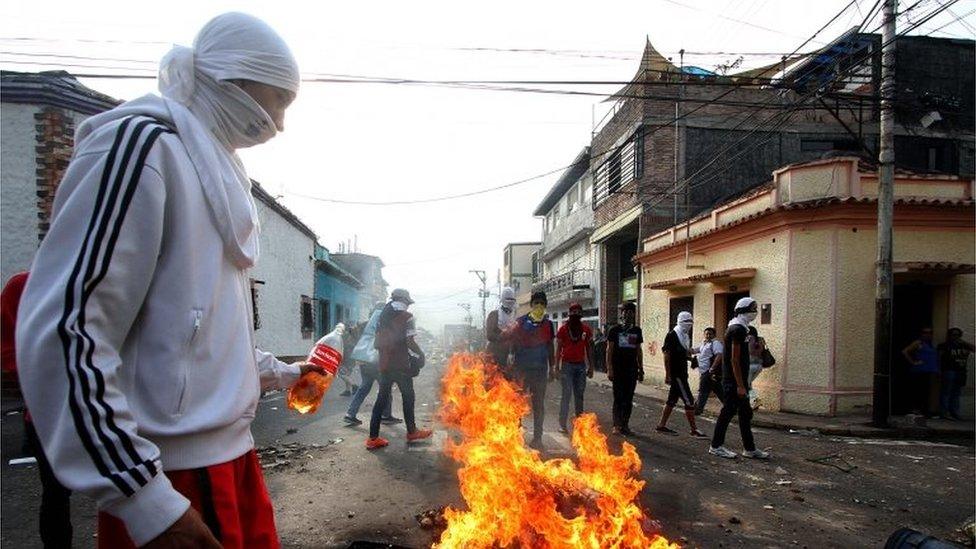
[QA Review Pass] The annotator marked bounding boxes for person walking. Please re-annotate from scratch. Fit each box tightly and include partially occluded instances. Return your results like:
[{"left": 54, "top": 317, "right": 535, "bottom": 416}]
[
  {"left": 15, "top": 13, "right": 321, "bottom": 547},
  {"left": 555, "top": 303, "right": 594, "bottom": 434},
  {"left": 366, "top": 289, "right": 432, "bottom": 450},
  {"left": 709, "top": 298, "right": 769, "bottom": 460},
  {"left": 902, "top": 327, "right": 940, "bottom": 417},
  {"left": 938, "top": 328, "right": 974, "bottom": 420},
  {"left": 508, "top": 291, "right": 556, "bottom": 450},
  {"left": 656, "top": 312, "right": 707, "bottom": 437},
  {"left": 607, "top": 302, "right": 643, "bottom": 436},
  {"left": 695, "top": 327, "right": 724, "bottom": 415},
  {"left": 485, "top": 286, "right": 518, "bottom": 374},
  {"left": 344, "top": 303, "right": 394, "bottom": 425}
]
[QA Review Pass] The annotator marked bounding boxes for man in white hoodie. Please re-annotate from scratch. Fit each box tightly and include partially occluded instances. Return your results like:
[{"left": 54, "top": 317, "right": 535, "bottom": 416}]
[{"left": 16, "top": 13, "right": 320, "bottom": 548}]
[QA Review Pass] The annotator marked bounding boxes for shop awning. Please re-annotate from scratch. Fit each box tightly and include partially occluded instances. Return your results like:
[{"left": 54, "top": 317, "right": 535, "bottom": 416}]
[
  {"left": 644, "top": 268, "right": 756, "bottom": 290},
  {"left": 892, "top": 262, "right": 975, "bottom": 275},
  {"left": 590, "top": 205, "right": 641, "bottom": 244}
]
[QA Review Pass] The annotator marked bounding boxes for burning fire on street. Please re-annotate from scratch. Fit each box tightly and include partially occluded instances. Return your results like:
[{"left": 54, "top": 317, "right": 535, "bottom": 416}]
[{"left": 434, "top": 353, "right": 678, "bottom": 549}]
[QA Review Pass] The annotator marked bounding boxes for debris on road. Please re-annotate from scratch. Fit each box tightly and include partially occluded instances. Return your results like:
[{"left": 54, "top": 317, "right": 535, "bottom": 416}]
[
  {"left": 416, "top": 507, "right": 448, "bottom": 531},
  {"left": 729, "top": 516, "right": 742, "bottom": 525},
  {"left": 775, "top": 466, "right": 789, "bottom": 475},
  {"left": 286, "top": 427, "right": 299, "bottom": 434},
  {"left": 7, "top": 457, "right": 37, "bottom": 466},
  {"left": 806, "top": 453, "right": 856, "bottom": 473}
]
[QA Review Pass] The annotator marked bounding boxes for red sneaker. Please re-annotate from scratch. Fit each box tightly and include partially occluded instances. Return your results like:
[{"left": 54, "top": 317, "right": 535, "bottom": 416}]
[
  {"left": 365, "top": 437, "right": 389, "bottom": 450},
  {"left": 406, "top": 429, "right": 433, "bottom": 442}
]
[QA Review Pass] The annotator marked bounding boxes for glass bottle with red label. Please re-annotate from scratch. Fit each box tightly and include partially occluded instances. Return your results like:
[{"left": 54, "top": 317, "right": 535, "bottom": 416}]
[{"left": 287, "top": 323, "right": 345, "bottom": 414}]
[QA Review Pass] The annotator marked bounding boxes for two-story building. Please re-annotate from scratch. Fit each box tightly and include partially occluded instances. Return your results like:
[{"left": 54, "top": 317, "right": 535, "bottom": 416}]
[
  {"left": 331, "top": 252, "right": 388, "bottom": 321},
  {"left": 531, "top": 147, "right": 600, "bottom": 329},
  {"left": 589, "top": 34, "right": 974, "bottom": 326},
  {"left": 313, "top": 244, "right": 365, "bottom": 335}
]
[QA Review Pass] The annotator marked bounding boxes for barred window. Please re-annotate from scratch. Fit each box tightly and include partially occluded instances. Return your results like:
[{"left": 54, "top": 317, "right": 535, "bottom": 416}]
[{"left": 593, "top": 131, "right": 642, "bottom": 207}]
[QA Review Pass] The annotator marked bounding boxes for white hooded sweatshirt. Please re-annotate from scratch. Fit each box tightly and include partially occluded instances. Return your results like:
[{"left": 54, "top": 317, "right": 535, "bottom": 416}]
[{"left": 16, "top": 13, "right": 300, "bottom": 545}]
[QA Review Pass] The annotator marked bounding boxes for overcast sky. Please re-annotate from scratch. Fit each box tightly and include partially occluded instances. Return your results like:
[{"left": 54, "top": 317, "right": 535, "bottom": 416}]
[{"left": 4, "top": 0, "right": 973, "bottom": 330}]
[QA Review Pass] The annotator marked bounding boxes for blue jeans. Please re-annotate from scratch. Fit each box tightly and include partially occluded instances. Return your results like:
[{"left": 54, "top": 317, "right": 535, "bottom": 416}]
[
  {"left": 559, "top": 362, "right": 587, "bottom": 429},
  {"left": 347, "top": 363, "right": 392, "bottom": 419},
  {"left": 516, "top": 367, "right": 549, "bottom": 442},
  {"left": 940, "top": 370, "right": 964, "bottom": 416}
]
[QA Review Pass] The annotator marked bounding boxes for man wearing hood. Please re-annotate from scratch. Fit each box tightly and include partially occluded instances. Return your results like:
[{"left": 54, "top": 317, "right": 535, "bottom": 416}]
[
  {"left": 656, "top": 312, "right": 707, "bottom": 437},
  {"left": 709, "top": 298, "right": 770, "bottom": 460},
  {"left": 15, "top": 13, "right": 321, "bottom": 547},
  {"left": 485, "top": 286, "right": 518, "bottom": 374}
]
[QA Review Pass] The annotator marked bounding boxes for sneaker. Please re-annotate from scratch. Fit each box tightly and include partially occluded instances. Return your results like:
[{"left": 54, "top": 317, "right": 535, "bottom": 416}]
[
  {"left": 655, "top": 426, "right": 678, "bottom": 435},
  {"left": 690, "top": 429, "right": 709, "bottom": 438},
  {"left": 620, "top": 427, "right": 635, "bottom": 437},
  {"left": 381, "top": 416, "right": 403, "bottom": 424},
  {"left": 343, "top": 415, "right": 362, "bottom": 425},
  {"left": 528, "top": 438, "right": 545, "bottom": 451},
  {"left": 365, "top": 437, "right": 389, "bottom": 450},
  {"left": 742, "top": 448, "right": 771, "bottom": 460},
  {"left": 406, "top": 429, "right": 433, "bottom": 442},
  {"left": 611, "top": 426, "right": 622, "bottom": 435},
  {"left": 708, "top": 446, "right": 738, "bottom": 459}
]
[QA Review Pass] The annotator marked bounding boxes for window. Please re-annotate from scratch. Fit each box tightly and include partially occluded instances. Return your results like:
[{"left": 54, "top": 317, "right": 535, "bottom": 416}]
[
  {"left": 250, "top": 279, "right": 265, "bottom": 330},
  {"left": 582, "top": 176, "right": 593, "bottom": 204},
  {"left": 568, "top": 182, "right": 580, "bottom": 212},
  {"left": 301, "top": 295, "right": 314, "bottom": 339},
  {"left": 593, "top": 132, "right": 639, "bottom": 206},
  {"left": 335, "top": 304, "right": 344, "bottom": 326}
]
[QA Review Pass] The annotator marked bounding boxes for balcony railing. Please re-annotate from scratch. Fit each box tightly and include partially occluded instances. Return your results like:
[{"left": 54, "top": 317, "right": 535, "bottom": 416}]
[{"left": 532, "top": 269, "right": 595, "bottom": 298}]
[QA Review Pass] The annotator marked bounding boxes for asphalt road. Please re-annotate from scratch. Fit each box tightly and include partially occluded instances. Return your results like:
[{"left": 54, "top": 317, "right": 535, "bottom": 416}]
[{"left": 2, "top": 358, "right": 973, "bottom": 548}]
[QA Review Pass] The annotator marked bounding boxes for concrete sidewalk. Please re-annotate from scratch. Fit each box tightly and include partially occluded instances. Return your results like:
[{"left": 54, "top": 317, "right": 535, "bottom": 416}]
[{"left": 591, "top": 373, "right": 975, "bottom": 440}]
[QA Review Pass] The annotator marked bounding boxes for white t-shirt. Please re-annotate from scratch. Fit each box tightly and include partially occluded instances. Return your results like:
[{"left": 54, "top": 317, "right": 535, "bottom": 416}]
[{"left": 698, "top": 340, "right": 724, "bottom": 375}]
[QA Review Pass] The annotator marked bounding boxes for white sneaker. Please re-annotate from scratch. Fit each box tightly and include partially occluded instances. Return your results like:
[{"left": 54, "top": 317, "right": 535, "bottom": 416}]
[
  {"left": 708, "top": 446, "right": 737, "bottom": 459},
  {"left": 742, "top": 448, "right": 770, "bottom": 459}
]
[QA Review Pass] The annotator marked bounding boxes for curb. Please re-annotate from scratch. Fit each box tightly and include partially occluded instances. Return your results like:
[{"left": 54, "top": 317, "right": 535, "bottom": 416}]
[{"left": 594, "top": 378, "right": 975, "bottom": 441}]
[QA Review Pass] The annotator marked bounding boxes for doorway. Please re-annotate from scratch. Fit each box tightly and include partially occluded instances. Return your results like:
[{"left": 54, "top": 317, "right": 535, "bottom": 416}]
[
  {"left": 891, "top": 283, "right": 936, "bottom": 415},
  {"left": 713, "top": 291, "right": 750, "bottom": 339}
]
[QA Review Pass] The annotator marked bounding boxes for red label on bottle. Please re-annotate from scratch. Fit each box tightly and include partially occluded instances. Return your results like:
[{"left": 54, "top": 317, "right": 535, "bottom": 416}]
[{"left": 309, "top": 344, "right": 342, "bottom": 375}]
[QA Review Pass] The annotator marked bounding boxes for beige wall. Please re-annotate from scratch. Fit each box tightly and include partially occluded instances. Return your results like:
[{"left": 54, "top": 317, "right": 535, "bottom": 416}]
[
  {"left": 641, "top": 230, "right": 791, "bottom": 410},
  {"left": 640, "top": 223, "right": 975, "bottom": 416}
]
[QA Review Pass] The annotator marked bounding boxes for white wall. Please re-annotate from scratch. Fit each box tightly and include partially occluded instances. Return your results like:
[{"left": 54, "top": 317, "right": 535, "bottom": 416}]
[
  {"left": 1, "top": 104, "right": 41, "bottom": 285},
  {"left": 0, "top": 104, "right": 89, "bottom": 285},
  {"left": 251, "top": 199, "right": 316, "bottom": 359}
]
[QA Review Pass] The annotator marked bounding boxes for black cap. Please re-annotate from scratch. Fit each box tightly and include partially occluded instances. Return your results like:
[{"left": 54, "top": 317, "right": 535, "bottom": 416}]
[
  {"left": 530, "top": 291, "right": 547, "bottom": 305},
  {"left": 620, "top": 301, "right": 636, "bottom": 312}
]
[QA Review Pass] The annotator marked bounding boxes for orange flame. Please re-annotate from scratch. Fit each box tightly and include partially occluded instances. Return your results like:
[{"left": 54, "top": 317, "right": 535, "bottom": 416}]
[{"left": 435, "top": 353, "right": 678, "bottom": 549}]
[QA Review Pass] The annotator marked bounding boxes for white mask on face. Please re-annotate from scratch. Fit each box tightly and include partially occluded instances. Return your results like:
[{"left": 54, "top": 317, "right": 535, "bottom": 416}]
[
  {"left": 391, "top": 301, "right": 409, "bottom": 312},
  {"left": 744, "top": 311, "right": 759, "bottom": 322}
]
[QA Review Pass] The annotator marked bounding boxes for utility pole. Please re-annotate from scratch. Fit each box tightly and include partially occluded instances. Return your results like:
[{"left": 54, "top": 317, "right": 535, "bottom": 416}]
[
  {"left": 872, "top": 0, "right": 896, "bottom": 428},
  {"left": 470, "top": 269, "right": 488, "bottom": 329}
]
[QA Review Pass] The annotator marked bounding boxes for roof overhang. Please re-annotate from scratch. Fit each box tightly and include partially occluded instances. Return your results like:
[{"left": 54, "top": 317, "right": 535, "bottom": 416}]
[
  {"left": 644, "top": 268, "right": 757, "bottom": 290},
  {"left": 590, "top": 205, "right": 641, "bottom": 244},
  {"left": 892, "top": 262, "right": 975, "bottom": 276}
]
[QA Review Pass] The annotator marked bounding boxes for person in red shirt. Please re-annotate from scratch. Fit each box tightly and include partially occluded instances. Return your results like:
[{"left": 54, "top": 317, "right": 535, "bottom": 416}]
[
  {"left": 555, "top": 303, "right": 594, "bottom": 434},
  {"left": 2, "top": 271, "right": 74, "bottom": 548}
]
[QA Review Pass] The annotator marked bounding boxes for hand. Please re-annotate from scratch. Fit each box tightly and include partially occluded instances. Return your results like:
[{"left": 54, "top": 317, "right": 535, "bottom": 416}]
[
  {"left": 737, "top": 385, "right": 747, "bottom": 398},
  {"left": 587, "top": 367, "right": 594, "bottom": 379},
  {"left": 143, "top": 508, "right": 221, "bottom": 549},
  {"left": 296, "top": 362, "right": 326, "bottom": 377}
]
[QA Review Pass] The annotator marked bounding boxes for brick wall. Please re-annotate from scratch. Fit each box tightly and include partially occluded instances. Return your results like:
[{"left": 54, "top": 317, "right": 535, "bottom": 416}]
[
  {"left": 600, "top": 244, "right": 621, "bottom": 325},
  {"left": 34, "top": 107, "right": 75, "bottom": 242}
]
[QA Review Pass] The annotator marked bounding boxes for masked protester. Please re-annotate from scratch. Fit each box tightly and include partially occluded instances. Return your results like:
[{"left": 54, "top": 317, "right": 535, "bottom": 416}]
[
  {"left": 508, "top": 291, "right": 556, "bottom": 450},
  {"left": 709, "top": 298, "right": 770, "bottom": 460},
  {"left": 14, "top": 13, "right": 320, "bottom": 547},
  {"left": 695, "top": 327, "right": 724, "bottom": 415},
  {"left": 485, "top": 286, "right": 518, "bottom": 375},
  {"left": 555, "top": 303, "right": 594, "bottom": 434},
  {"left": 656, "top": 312, "right": 707, "bottom": 437},
  {"left": 344, "top": 302, "right": 395, "bottom": 426},
  {"left": 607, "top": 302, "right": 643, "bottom": 436},
  {"left": 367, "top": 289, "right": 432, "bottom": 450}
]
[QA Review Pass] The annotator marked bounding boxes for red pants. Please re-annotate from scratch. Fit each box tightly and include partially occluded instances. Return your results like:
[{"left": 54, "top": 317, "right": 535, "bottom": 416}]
[{"left": 98, "top": 450, "right": 279, "bottom": 548}]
